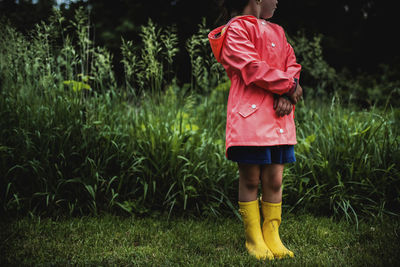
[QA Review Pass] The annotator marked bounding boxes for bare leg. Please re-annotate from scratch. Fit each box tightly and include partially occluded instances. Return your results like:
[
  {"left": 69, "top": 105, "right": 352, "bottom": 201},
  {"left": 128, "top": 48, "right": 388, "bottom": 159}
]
[
  {"left": 260, "top": 163, "right": 294, "bottom": 258},
  {"left": 260, "top": 164, "right": 284, "bottom": 203},
  {"left": 238, "top": 163, "right": 261, "bottom": 202},
  {"left": 237, "top": 163, "right": 274, "bottom": 260}
]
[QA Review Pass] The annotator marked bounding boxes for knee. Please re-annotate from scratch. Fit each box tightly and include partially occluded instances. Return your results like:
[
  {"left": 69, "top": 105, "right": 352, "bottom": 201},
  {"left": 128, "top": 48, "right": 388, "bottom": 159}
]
[
  {"left": 243, "top": 177, "right": 260, "bottom": 190},
  {"left": 238, "top": 164, "right": 261, "bottom": 191},
  {"left": 261, "top": 165, "right": 284, "bottom": 193},
  {"left": 267, "top": 178, "right": 282, "bottom": 193}
]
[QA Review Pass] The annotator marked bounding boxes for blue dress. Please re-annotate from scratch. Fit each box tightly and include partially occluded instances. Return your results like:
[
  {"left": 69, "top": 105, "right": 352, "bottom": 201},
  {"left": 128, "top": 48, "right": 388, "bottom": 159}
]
[{"left": 227, "top": 145, "right": 296, "bottom": 164}]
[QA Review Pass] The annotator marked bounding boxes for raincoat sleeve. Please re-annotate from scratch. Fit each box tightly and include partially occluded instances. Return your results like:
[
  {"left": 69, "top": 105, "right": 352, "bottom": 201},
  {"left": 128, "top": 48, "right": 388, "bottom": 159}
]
[
  {"left": 221, "top": 22, "right": 295, "bottom": 95},
  {"left": 285, "top": 42, "right": 301, "bottom": 80}
]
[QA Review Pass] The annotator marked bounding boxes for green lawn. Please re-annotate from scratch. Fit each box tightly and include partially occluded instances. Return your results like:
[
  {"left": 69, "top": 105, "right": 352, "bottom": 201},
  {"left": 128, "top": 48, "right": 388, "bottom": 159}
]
[{"left": 1, "top": 213, "right": 399, "bottom": 266}]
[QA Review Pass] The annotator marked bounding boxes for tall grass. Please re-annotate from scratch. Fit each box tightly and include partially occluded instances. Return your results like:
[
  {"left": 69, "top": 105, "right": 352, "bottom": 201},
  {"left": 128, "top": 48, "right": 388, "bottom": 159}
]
[
  {"left": 121, "top": 19, "right": 179, "bottom": 98},
  {"left": 285, "top": 98, "right": 400, "bottom": 225},
  {"left": 0, "top": 9, "right": 399, "bottom": 221},
  {"left": 0, "top": 9, "right": 236, "bottom": 218},
  {"left": 186, "top": 18, "right": 227, "bottom": 93}
]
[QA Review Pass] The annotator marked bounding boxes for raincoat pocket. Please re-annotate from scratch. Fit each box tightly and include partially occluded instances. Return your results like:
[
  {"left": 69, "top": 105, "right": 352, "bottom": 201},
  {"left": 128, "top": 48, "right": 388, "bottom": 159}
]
[{"left": 237, "top": 86, "right": 266, "bottom": 118}]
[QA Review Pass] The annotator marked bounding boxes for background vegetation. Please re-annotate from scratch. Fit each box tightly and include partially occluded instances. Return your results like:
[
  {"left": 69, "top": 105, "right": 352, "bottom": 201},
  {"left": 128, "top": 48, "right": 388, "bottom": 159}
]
[
  {"left": 2, "top": 0, "right": 400, "bottom": 93},
  {"left": 0, "top": 7, "right": 399, "bottom": 225}
]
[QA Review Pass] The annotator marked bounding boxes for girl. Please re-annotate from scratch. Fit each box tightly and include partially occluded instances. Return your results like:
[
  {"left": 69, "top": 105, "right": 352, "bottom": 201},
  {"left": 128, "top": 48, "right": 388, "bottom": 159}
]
[{"left": 208, "top": 0, "right": 303, "bottom": 260}]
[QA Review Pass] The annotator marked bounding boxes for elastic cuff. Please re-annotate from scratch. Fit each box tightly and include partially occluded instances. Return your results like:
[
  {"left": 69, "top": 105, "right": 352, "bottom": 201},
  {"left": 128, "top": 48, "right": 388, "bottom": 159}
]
[
  {"left": 238, "top": 199, "right": 259, "bottom": 205},
  {"left": 260, "top": 201, "right": 282, "bottom": 207}
]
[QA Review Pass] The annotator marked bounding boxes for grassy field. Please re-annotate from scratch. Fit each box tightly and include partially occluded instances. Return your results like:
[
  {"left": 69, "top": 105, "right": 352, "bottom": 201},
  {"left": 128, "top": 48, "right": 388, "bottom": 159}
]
[{"left": 1, "top": 213, "right": 399, "bottom": 266}]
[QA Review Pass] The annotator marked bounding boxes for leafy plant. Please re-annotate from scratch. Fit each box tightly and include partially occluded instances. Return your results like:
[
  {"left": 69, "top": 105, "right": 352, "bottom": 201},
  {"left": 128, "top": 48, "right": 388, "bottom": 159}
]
[
  {"left": 288, "top": 32, "right": 337, "bottom": 99},
  {"left": 186, "top": 18, "right": 227, "bottom": 93},
  {"left": 121, "top": 19, "right": 179, "bottom": 98}
]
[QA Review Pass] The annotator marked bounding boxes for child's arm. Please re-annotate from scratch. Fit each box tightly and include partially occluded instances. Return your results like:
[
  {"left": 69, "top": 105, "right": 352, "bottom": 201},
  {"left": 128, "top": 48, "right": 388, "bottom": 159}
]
[
  {"left": 284, "top": 40, "right": 303, "bottom": 104},
  {"left": 285, "top": 42, "right": 301, "bottom": 80},
  {"left": 221, "top": 22, "right": 297, "bottom": 96}
]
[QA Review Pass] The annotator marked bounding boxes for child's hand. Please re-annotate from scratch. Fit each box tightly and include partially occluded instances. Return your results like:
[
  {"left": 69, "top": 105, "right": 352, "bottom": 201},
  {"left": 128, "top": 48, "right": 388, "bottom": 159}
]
[
  {"left": 273, "top": 96, "right": 293, "bottom": 117},
  {"left": 288, "top": 83, "right": 303, "bottom": 104}
]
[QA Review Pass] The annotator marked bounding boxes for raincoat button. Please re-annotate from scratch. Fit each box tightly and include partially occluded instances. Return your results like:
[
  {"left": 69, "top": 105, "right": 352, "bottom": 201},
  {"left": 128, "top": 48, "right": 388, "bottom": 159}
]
[
  {"left": 261, "top": 21, "right": 266, "bottom": 25},
  {"left": 251, "top": 104, "right": 257, "bottom": 109},
  {"left": 279, "top": 129, "right": 284, "bottom": 133},
  {"left": 272, "top": 43, "right": 276, "bottom": 47}
]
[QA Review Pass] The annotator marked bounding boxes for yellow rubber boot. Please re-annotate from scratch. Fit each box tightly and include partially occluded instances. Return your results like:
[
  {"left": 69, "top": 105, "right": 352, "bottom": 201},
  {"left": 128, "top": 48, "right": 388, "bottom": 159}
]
[
  {"left": 261, "top": 201, "right": 294, "bottom": 259},
  {"left": 238, "top": 200, "right": 274, "bottom": 260}
]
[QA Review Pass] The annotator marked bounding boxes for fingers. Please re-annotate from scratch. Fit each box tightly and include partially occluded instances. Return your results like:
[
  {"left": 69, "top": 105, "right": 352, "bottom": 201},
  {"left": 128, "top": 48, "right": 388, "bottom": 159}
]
[
  {"left": 276, "top": 99, "right": 284, "bottom": 117},
  {"left": 284, "top": 100, "right": 292, "bottom": 116},
  {"left": 287, "top": 101, "right": 293, "bottom": 114},
  {"left": 282, "top": 100, "right": 289, "bottom": 116},
  {"left": 297, "top": 84, "right": 303, "bottom": 96},
  {"left": 295, "top": 84, "right": 303, "bottom": 103},
  {"left": 290, "top": 91, "right": 302, "bottom": 104},
  {"left": 289, "top": 84, "right": 303, "bottom": 105},
  {"left": 290, "top": 92, "right": 299, "bottom": 105},
  {"left": 275, "top": 97, "right": 293, "bottom": 117}
]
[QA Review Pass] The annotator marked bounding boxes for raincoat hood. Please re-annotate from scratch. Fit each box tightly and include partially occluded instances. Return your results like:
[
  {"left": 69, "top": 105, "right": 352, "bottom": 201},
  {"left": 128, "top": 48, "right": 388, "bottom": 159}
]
[{"left": 208, "top": 16, "right": 257, "bottom": 63}]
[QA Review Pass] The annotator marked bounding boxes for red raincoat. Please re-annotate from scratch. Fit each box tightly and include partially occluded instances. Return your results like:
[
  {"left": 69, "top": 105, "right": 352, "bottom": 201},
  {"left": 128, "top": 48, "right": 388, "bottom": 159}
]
[{"left": 208, "top": 15, "right": 302, "bottom": 155}]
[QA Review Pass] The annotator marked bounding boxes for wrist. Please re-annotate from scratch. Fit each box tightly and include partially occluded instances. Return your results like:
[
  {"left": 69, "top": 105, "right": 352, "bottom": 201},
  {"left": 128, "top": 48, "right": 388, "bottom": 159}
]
[
  {"left": 286, "top": 78, "right": 298, "bottom": 96},
  {"left": 281, "top": 94, "right": 290, "bottom": 101}
]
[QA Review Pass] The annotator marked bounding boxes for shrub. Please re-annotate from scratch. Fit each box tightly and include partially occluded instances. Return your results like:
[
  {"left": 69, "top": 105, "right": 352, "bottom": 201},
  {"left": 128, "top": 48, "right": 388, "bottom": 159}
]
[{"left": 288, "top": 32, "right": 338, "bottom": 99}]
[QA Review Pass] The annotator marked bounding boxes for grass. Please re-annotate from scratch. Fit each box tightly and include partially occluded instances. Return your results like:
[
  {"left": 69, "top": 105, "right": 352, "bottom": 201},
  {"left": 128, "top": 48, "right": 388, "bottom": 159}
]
[{"left": 1, "top": 213, "right": 399, "bottom": 266}]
